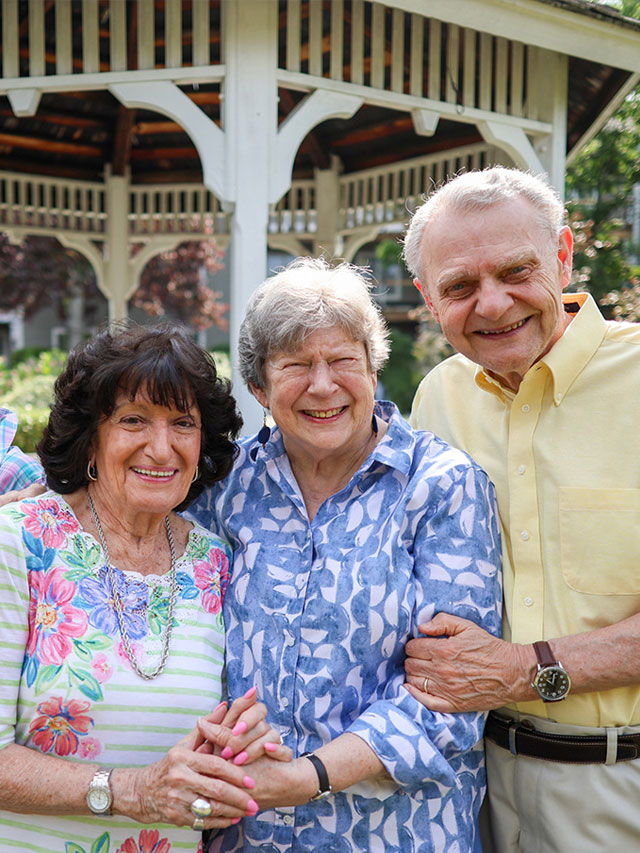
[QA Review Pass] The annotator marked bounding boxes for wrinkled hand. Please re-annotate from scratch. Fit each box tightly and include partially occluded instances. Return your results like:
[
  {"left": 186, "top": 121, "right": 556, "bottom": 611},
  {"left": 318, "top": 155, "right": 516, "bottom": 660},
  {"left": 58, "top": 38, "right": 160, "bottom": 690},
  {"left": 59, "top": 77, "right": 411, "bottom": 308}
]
[
  {"left": 197, "top": 687, "right": 292, "bottom": 766},
  {"left": 119, "top": 703, "right": 259, "bottom": 829},
  {"left": 404, "top": 613, "right": 534, "bottom": 712},
  {"left": 0, "top": 483, "right": 45, "bottom": 508}
]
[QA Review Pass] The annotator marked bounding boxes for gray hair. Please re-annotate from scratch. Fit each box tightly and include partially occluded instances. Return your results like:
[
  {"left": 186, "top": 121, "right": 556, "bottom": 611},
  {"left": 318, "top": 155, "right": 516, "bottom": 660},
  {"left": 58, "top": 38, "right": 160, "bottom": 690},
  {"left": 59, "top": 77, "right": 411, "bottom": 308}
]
[
  {"left": 238, "top": 257, "right": 390, "bottom": 390},
  {"left": 403, "top": 166, "right": 566, "bottom": 281}
]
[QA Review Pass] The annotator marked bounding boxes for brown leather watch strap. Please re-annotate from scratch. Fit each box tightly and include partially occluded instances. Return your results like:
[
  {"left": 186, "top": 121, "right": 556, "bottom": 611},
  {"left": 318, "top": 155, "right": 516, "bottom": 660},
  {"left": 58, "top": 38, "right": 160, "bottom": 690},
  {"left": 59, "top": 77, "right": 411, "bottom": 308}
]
[{"left": 533, "top": 640, "right": 557, "bottom": 668}]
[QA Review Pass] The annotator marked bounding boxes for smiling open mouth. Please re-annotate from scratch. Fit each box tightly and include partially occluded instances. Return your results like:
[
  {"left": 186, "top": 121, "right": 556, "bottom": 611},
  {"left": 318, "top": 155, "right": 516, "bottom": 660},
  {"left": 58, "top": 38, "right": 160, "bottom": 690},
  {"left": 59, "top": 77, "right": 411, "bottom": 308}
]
[
  {"left": 303, "top": 407, "right": 346, "bottom": 418},
  {"left": 132, "top": 468, "right": 175, "bottom": 478},
  {"left": 476, "top": 317, "right": 528, "bottom": 335}
]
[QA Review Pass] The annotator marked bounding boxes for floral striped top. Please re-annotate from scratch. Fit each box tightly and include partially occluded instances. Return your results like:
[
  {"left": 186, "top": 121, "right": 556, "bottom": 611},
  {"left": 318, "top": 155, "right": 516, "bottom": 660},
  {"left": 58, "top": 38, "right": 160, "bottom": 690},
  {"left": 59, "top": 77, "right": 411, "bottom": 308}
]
[{"left": 0, "top": 492, "right": 231, "bottom": 853}]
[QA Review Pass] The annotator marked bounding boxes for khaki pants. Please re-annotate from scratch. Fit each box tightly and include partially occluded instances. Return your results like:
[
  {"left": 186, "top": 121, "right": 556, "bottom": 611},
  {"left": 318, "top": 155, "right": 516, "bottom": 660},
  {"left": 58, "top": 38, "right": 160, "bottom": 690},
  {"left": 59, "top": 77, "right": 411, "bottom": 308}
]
[{"left": 481, "top": 713, "right": 640, "bottom": 853}]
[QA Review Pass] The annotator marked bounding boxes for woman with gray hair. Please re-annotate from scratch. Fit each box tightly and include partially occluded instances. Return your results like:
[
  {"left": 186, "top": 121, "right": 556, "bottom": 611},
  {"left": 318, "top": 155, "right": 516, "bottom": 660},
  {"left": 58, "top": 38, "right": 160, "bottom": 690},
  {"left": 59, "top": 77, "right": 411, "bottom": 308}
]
[{"left": 188, "top": 256, "right": 503, "bottom": 852}]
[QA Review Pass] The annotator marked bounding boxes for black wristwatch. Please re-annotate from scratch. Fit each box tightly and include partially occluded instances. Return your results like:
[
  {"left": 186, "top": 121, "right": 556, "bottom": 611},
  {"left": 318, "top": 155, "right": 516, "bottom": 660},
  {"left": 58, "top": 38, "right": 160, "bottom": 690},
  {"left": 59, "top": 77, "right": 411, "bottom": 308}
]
[
  {"left": 302, "top": 752, "right": 332, "bottom": 800},
  {"left": 531, "top": 640, "right": 571, "bottom": 702}
]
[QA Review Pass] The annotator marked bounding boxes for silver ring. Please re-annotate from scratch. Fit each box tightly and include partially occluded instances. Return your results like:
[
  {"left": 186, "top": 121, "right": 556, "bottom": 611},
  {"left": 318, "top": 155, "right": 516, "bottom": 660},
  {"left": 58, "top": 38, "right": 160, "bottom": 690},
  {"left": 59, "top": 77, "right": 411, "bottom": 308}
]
[
  {"left": 191, "top": 797, "right": 212, "bottom": 818},
  {"left": 192, "top": 816, "right": 206, "bottom": 831},
  {"left": 423, "top": 677, "right": 429, "bottom": 694}
]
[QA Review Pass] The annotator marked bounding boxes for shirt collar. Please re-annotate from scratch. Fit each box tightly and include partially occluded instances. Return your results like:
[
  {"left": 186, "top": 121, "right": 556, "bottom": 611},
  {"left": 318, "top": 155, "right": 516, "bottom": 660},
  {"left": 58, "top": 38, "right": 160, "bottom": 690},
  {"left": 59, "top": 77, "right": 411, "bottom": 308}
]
[{"left": 474, "top": 293, "right": 606, "bottom": 405}]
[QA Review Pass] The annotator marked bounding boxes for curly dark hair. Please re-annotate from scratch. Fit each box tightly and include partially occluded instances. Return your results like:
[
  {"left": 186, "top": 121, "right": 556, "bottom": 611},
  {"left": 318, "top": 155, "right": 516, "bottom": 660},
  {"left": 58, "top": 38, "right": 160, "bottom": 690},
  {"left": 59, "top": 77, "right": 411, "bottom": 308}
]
[{"left": 37, "top": 324, "right": 242, "bottom": 511}]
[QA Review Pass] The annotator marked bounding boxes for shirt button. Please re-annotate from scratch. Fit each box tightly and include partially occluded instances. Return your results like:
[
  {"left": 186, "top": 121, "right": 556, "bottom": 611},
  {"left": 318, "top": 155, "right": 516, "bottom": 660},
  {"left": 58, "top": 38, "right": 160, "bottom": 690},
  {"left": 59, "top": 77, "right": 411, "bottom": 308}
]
[
  {"left": 556, "top": 393, "right": 563, "bottom": 402},
  {"left": 281, "top": 697, "right": 289, "bottom": 707},
  {"left": 521, "top": 404, "right": 530, "bottom": 413},
  {"left": 517, "top": 465, "right": 525, "bottom": 475},
  {"left": 283, "top": 815, "right": 294, "bottom": 826},
  {"left": 524, "top": 596, "right": 534, "bottom": 606},
  {"left": 520, "top": 530, "right": 530, "bottom": 541},
  {"left": 285, "top": 634, "right": 295, "bottom": 647}
]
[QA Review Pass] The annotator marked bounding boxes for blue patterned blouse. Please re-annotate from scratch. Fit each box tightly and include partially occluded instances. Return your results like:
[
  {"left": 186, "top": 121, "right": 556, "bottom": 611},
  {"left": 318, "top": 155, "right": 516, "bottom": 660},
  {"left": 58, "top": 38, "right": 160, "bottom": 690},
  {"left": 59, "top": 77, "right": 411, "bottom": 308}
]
[{"left": 189, "top": 402, "right": 502, "bottom": 852}]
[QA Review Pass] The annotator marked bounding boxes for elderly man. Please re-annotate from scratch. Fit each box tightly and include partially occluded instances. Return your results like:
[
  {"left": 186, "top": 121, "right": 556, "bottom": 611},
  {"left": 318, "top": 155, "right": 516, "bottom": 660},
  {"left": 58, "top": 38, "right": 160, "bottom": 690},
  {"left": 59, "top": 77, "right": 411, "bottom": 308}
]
[{"left": 401, "top": 166, "right": 640, "bottom": 852}]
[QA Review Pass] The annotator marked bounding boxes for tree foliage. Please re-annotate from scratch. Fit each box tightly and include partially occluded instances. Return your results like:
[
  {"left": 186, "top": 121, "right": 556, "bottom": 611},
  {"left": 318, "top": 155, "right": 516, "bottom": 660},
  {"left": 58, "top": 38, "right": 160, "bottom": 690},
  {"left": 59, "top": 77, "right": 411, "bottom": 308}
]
[
  {"left": 0, "top": 233, "right": 228, "bottom": 333},
  {"left": 565, "top": 87, "right": 640, "bottom": 313},
  {"left": 0, "top": 234, "right": 98, "bottom": 321},
  {"left": 133, "top": 239, "right": 228, "bottom": 331},
  {"left": 565, "top": 1, "right": 640, "bottom": 316}
]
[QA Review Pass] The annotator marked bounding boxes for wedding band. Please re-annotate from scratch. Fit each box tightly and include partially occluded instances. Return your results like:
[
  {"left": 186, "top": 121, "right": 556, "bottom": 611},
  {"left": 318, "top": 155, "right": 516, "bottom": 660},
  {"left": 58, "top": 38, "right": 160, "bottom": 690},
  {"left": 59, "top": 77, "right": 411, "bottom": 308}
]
[
  {"left": 423, "top": 677, "right": 429, "bottom": 694},
  {"left": 191, "top": 797, "right": 212, "bottom": 818},
  {"left": 192, "top": 816, "right": 205, "bottom": 831}
]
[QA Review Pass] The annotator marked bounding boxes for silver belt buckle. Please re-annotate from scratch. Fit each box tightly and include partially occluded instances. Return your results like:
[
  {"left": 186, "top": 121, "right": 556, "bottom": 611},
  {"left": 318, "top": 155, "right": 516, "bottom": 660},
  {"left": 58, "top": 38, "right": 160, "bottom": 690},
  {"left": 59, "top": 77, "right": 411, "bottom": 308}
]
[{"left": 508, "top": 721, "right": 519, "bottom": 755}]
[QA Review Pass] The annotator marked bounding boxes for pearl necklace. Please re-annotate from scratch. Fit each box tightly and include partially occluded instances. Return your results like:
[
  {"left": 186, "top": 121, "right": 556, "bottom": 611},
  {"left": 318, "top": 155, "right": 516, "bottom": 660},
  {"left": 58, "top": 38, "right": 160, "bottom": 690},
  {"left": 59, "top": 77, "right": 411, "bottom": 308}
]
[{"left": 87, "top": 490, "right": 178, "bottom": 680}]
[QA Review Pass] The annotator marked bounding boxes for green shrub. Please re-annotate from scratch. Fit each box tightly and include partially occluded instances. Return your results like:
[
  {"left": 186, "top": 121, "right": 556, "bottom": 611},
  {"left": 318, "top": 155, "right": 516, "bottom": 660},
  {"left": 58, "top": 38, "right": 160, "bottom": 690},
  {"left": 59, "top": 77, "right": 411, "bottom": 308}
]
[
  {"left": 8, "top": 408, "right": 50, "bottom": 453},
  {"left": 0, "top": 351, "right": 65, "bottom": 452},
  {"left": 210, "top": 350, "right": 231, "bottom": 380},
  {"left": 379, "top": 328, "right": 423, "bottom": 416}
]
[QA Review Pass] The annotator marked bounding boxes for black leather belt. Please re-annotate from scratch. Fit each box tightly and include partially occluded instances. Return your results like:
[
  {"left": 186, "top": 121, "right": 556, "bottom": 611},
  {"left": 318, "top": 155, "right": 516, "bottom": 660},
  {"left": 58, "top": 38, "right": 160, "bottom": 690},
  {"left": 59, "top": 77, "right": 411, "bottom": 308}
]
[{"left": 485, "top": 712, "right": 640, "bottom": 764}]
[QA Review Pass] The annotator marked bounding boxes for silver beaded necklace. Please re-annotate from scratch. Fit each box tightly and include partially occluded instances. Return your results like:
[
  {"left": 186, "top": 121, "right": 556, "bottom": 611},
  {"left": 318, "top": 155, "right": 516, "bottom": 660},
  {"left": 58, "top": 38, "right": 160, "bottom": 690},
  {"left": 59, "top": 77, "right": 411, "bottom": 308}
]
[{"left": 87, "top": 489, "right": 178, "bottom": 681}]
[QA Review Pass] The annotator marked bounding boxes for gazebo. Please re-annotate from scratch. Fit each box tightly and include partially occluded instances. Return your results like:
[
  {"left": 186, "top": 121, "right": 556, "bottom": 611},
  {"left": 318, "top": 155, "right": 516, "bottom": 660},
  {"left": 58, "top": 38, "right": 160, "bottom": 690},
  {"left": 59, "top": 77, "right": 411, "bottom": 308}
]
[{"left": 0, "top": 0, "right": 639, "bottom": 425}]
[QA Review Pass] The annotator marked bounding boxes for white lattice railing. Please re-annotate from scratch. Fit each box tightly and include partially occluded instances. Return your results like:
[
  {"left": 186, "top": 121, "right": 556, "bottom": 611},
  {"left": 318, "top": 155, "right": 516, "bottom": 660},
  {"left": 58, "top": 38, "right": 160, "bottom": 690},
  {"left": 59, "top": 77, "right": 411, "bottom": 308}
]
[
  {"left": 339, "top": 144, "right": 498, "bottom": 230},
  {"left": 0, "top": 172, "right": 230, "bottom": 237},
  {"left": 0, "top": 144, "right": 500, "bottom": 243},
  {"left": 0, "top": 0, "right": 221, "bottom": 80},
  {"left": 128, "top": 185, "right": 230, "bottom": 237},
  {"left": 268, "top": 180, "right": 317, "bottom": 236},
  {"left": 280, "top": 0, "right": 535, "bottom": 120},
  {"left": 0, "top": 171, "right": 106, "bottom": 232}
]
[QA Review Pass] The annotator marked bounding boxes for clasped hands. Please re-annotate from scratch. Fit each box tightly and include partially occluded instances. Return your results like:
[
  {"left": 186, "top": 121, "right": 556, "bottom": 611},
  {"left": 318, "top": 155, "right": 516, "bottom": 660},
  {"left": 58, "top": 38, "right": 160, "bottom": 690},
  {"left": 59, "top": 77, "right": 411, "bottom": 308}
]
[
  {"left": 125, "top": 686, "right": 291, "bottom": 831},
  {"left": 403, "top": 613, "right": 534, "bottom": 713}
]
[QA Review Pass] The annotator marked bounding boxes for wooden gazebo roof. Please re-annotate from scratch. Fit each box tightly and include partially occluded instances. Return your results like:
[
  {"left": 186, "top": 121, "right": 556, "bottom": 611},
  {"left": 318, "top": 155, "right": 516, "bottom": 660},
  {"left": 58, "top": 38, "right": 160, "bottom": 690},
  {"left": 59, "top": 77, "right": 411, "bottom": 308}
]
[{"left": 0, "top": 0, "right": 637, "bottom": 185}]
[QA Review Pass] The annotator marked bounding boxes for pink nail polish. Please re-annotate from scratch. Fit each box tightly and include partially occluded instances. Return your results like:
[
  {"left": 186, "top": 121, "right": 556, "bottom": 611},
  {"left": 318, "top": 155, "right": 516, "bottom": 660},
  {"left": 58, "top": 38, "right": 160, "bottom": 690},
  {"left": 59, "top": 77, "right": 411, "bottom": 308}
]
[
  {"left": 243, "top": 775, "right": 255, "bottom": 789},
  {"left": 231, "top": 817, "right": 242, "bottom": 825},
  {"left": 233, "top": 750, "right": 248, "bottom": 765},
  {"left": 232, "top": 720, "right": 248, "bottom": 736},
  {"left": 213, "top": 701, "right": 227, "bottom": 712},
  {"left": 244, "top": 686, "right": 257, "bottom": 698},
  {"left": 221, "top": 746, "right": 234, "bottom": 760},
  {"left": 246, "top": 798, "right": 259, "bottom": 814},
  {"left": 264, "top": 742, "right": 278, "bottom": 752}
]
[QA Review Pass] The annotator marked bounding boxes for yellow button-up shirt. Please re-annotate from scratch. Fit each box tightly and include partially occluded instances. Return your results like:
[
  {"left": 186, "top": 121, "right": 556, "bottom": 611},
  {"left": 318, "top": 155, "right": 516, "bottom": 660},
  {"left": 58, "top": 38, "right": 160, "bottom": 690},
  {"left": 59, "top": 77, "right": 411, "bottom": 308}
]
[{"left": 410, "top": 293, "right": 640, "bottom": 727}]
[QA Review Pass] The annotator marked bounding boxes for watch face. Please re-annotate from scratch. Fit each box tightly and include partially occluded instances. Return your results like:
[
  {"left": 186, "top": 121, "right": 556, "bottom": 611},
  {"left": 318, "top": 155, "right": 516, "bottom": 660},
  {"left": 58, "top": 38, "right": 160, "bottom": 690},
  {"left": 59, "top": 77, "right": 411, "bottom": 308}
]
[
  {"left": 534, "top": 665, "right": 571, "bottom": 701},
  {"left": 88, "top": 788, "right": 110, "bottom": 812}
]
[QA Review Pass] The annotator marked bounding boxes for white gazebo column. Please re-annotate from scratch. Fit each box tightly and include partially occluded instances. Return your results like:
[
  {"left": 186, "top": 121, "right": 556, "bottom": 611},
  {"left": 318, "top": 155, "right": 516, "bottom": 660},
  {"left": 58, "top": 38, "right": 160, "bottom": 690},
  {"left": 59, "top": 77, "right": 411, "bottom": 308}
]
[
  {"left": 104, "top": 170, "right": 131, "bottom": 321},
  {"left": 534, "top": 50, "right": 569, "bottom": 198},
  {"left": 313, "top": 156, "right": 341, "bottom": 258},
  {"left": 222, "top": 0, "right": 279, "bottom": 432}
]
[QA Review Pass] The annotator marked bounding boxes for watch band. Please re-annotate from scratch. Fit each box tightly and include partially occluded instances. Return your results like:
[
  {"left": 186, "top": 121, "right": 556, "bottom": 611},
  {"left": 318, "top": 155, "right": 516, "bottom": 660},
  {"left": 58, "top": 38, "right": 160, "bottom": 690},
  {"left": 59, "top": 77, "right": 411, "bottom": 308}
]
[
  {"left": 533, "top": 640, "right": 557, "bottom": 667},
  {"left": 86, "top": 767, "right": 113, "bottom": 815},
  {"left": 302, "top": 752, "right": 332, "bottom": 800}
]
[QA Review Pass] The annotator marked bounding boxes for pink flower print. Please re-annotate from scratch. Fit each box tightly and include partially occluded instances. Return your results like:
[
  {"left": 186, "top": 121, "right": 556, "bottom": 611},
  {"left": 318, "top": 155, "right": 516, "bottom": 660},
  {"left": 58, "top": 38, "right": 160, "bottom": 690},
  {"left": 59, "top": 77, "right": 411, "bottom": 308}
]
[
  {"left": 116, "top": 639, "right": 146, "bottom": 670},
  {"left": 77, "top": 736, "right": 102, "bottom": 759},
  {"left": 193, "top": 548, "right": 230, "bottom": 614},
  {"left": 22, "top": 498, "right": 79, "bottom": 548},
  {"left": 28, "top": 696, "right": 93, "bottom": 756},
  {"left": 117, "top": 828, "right": 172, "bottom": 853},
  {"left": 92, "top": 653, "right": 113, "bottom": 683},
  {"left": 27, "top": 567, "right": 88, "bottom": 665}
]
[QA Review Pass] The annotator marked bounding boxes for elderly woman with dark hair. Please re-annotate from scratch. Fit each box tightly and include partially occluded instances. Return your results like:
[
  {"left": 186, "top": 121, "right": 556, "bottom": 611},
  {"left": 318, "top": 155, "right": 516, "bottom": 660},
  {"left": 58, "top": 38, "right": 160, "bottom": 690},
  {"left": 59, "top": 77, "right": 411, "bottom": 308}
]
[
  {"left": 189, "top": 257, "right": 503, "bottom": 852},
  {"left": 0, "top": 325, "right": 289, "bottom": 853}
]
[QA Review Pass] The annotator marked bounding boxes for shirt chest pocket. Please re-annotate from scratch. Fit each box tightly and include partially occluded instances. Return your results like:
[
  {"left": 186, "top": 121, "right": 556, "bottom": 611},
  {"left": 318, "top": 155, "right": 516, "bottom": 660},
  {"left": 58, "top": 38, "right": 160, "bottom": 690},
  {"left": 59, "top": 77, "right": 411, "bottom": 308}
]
[{"left": 560, "top": 488, "right": 640, "bottom": 595}]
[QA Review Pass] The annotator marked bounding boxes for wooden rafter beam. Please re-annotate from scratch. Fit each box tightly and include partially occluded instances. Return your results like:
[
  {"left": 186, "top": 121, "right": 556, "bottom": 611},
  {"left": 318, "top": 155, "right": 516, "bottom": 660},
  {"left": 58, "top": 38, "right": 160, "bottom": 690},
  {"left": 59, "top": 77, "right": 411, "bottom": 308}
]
[{"left": 0, "top": 132, "right": 102, "bottom": 157}]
